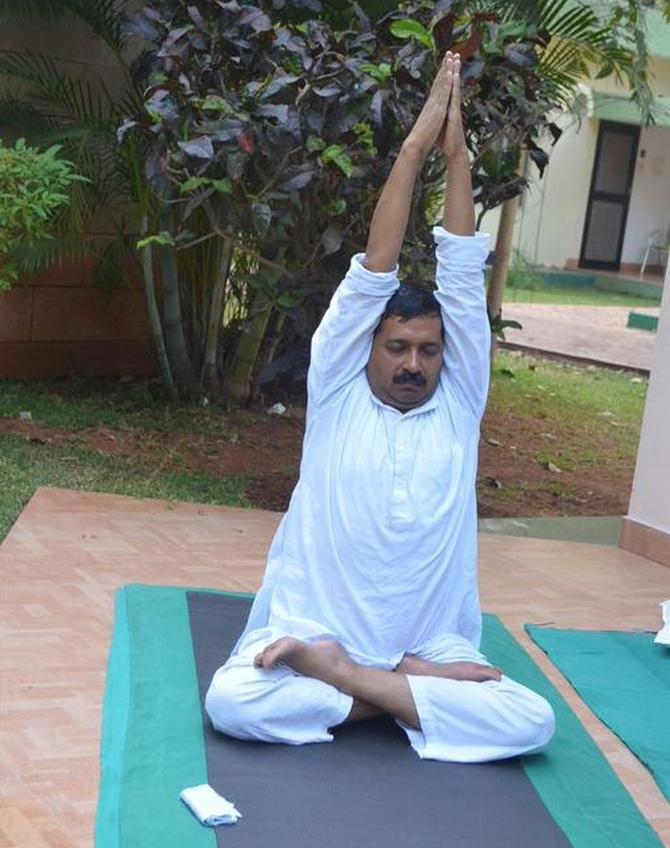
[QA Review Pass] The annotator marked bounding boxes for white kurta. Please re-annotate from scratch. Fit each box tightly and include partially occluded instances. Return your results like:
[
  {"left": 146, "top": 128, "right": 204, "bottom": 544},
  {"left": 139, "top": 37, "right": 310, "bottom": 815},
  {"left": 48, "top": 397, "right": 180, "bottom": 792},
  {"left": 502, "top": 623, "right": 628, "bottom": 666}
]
[
  {"left": 234, "top": 226, "right": 491, "bottom": 666},
  {"left": 208, "top": 227, "right": 556, "bottom": 759}
]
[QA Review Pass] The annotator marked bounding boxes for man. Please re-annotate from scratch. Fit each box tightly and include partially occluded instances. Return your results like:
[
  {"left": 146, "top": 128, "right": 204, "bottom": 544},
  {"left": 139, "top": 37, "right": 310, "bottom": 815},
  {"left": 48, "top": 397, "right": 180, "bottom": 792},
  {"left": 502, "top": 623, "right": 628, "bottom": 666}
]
[{"left": 206, "top": 53, "right": 555, "bottom": 762}]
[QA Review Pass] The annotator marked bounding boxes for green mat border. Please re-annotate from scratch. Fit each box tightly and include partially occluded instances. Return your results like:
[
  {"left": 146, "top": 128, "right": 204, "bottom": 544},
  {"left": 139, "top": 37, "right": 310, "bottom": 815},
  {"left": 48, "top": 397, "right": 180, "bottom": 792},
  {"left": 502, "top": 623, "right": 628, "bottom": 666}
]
[
  {"left": 525, "top": 625, "right": 670, "bottom": 802},
  {"left": 96, "top": 585, "right": 663, "bottom": 848},
  {"left": 96, "top": 585, "right": 254, "bottom": 848},
  {"left": 485, "top": 619, "right": 662, "bottom": 847},
  {"left": 478, "top": 516, "right": 621, "bottom": 546}
]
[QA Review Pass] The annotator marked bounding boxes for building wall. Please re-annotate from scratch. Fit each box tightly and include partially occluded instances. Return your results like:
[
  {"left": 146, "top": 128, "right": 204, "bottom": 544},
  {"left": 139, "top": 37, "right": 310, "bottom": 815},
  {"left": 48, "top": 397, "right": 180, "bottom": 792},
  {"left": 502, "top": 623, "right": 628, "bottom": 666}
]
[
  {"left": 480, "top": 55, "right": 670, "bottom": 272},
  {"left": 621, "top": 126, "right": 670, "bottom": 266}
]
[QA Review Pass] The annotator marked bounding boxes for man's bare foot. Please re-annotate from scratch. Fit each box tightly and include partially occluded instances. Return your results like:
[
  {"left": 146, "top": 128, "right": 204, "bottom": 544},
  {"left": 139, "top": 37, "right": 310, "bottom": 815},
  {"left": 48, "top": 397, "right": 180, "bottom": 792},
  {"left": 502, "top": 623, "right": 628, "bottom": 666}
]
[
  {"left": 253, "top": 637, "right": 356, "bottom": 690},
  {"left": 256, "top": 638, "right": 422, "bottom": 729},
  {"left": 397, "top": 653, "right": 502, "bottom": 683}
]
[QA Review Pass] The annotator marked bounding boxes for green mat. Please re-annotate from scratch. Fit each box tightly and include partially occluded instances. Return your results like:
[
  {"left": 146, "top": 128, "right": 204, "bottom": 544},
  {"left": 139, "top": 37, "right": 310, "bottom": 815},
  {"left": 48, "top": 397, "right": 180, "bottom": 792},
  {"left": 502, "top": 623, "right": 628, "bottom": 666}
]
[
  {"left": 96, "top": 585, "right": 664, "bottom": 847},
  {"left": 526, "top": 626, "right": 670, "bottom": 802},
  {"left": 477, "top": 516, "right": 621, "bottom": 546}
]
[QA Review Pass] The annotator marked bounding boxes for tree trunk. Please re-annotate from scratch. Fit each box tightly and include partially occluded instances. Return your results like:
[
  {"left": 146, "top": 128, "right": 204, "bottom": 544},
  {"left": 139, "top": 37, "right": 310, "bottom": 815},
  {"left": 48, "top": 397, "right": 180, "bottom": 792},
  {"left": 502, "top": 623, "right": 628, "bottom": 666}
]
[
  {"left": 201, "top": 236, "right": 233, "bottom": 397},
  {"left": 140, "top": 215, "right": 177, "bottom": 401},
  {"left": 486, "top": 191, "right": 521, "bottom": 361},
  {"left": 158, "top": 207, "right": 194, "bottom": 395},
  {"left": 262, "top": 310, "right": 286, "bottom": 371},
  {"left": 223, "top": 293, "right": 273, "bottom": 403}
]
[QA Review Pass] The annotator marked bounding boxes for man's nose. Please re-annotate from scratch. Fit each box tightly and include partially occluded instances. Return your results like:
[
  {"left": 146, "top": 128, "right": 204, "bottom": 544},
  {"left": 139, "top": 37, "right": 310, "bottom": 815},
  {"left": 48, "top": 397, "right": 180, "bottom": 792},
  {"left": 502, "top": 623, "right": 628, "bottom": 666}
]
[{"left": 404, "top": 348, "right": 422, "bottom": 373}]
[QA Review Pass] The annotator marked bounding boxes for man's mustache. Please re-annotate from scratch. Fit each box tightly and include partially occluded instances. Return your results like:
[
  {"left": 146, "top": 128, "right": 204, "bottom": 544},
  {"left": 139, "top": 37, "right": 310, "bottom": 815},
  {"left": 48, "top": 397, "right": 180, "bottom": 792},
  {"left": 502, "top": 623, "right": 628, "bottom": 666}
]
[{"left": 393, "top": 372, "right": 427, "bottom": 386}]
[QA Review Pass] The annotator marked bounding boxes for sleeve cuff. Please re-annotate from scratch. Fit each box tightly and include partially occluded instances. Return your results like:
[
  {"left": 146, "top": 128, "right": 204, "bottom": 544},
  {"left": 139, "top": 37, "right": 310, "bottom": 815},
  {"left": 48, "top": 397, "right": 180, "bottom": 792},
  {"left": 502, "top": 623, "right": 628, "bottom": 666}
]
[
  {"left": 432, "top": 226, "right": 490, "bottom": 265},
  {"left": 345, "top": 253, "right": 400, "bottom": 296}
]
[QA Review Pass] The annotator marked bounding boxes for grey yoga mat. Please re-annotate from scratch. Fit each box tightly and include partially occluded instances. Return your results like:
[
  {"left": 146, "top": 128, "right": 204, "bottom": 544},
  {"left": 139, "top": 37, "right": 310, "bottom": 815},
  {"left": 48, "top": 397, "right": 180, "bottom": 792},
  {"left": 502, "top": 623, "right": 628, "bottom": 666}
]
[{"left": 186, "top": 591, "right": 571, "bottom": 848}]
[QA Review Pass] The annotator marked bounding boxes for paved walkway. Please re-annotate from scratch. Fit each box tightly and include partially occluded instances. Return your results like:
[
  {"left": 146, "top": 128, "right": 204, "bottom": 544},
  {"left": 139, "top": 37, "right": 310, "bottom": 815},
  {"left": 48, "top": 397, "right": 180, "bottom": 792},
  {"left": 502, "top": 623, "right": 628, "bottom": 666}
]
[{"left": 501, "top": 304, "right": 659, "bottom": 372}]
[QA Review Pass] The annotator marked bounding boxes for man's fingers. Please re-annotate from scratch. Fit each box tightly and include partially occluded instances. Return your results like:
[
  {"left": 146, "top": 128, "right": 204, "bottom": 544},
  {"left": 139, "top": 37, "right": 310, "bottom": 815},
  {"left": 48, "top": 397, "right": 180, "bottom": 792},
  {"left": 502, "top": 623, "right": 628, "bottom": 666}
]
[
  {"left": 449, "top": 54, "right": 461, "bottom": 112},
  {"left": 431, "top": 52, "right": 454, "bottom": 100}
]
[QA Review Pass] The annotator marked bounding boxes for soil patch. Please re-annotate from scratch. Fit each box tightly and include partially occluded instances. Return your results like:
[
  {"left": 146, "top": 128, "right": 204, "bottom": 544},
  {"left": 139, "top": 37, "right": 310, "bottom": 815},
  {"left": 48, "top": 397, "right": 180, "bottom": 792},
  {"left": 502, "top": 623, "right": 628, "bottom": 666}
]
[{"left": 0, "top": 404, "right": 632, "bottom": 516}]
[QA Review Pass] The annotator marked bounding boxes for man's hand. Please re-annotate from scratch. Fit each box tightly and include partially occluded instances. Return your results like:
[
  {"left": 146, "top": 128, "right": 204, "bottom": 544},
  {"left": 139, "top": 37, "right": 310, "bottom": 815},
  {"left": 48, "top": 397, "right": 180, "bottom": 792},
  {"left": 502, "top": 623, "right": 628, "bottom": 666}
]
[
  {"left": 362, "top": 51, "right": 466, "bottom": 271},
  {"left": 438, "top": 52, "right": 475, "bottom": 235},
  {"left": 404, "top": 52, "right": 459, "bottom": 160},
  {"left": 437, "top": 53, "right": 468, "bottom": 165}
]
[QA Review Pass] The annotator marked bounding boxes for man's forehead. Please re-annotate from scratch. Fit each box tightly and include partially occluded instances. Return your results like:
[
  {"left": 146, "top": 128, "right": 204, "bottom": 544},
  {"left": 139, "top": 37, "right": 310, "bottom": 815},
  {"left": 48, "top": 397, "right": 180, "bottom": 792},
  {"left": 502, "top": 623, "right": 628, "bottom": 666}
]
[{"left": 377, "top": 314, "right": 443, "bottom": 342}]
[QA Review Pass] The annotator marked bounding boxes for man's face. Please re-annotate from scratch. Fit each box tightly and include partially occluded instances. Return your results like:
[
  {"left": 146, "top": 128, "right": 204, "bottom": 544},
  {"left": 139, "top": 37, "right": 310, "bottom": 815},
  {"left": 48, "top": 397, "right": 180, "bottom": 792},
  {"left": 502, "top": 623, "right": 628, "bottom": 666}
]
[{"left": 366, "top": 314, "right": 444, "bottom": 412}]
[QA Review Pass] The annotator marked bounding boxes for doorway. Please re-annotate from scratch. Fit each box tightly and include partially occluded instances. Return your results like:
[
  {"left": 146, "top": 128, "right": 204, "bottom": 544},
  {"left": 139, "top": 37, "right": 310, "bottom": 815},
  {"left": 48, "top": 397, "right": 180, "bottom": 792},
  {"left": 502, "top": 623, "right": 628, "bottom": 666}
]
[{"left": 579, "top": 121, "right": 640, "bottom": 271}]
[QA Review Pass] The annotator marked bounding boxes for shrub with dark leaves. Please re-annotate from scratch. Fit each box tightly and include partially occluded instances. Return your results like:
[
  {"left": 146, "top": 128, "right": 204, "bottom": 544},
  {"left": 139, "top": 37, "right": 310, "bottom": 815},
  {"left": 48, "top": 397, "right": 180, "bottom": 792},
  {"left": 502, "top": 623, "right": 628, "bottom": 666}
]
[
  {"left": 123, "top": 0, "right": 426, "bottom": 303},
  {"left": 123, "top": 0, "right": 567, "bottom": 280},
  {"left": 119, "top": 0, "right": 604, "bottom": 395}
]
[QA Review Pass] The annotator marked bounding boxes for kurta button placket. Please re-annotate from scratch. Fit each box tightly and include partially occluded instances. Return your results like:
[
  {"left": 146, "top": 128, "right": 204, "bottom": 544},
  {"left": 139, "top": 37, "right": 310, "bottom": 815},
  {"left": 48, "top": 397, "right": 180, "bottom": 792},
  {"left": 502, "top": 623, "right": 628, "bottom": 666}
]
[{"left": 390, "top": 415, "right": 412, "bottom": 522}]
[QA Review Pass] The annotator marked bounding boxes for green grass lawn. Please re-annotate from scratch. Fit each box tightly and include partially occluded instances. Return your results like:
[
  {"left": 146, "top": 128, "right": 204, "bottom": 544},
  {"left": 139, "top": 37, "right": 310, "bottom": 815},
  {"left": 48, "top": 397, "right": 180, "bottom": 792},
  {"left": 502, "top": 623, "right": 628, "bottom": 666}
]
[
  {"left": 504, "top": 284, "right": 658, "bottom": 307},
  {"left": 480, "top": 351, "right": 646, "bottom": 515},
  {"left": 0, "top": 355, "right": 647, "bottom": 541},
  {"left": 0, "top": 433, "right": 247, "bottom": 543},
  {"left": 489, "top": 352, "right": 646, "bottom": 430},
  {"left": 0, "top": 377, "right": 233, "bottom": 433},
  {"left": 503, "top": 261, "right": 661, "bottom": 307},
  {"left": 0, "top": 380, "right": 250, "bottom": 542}
]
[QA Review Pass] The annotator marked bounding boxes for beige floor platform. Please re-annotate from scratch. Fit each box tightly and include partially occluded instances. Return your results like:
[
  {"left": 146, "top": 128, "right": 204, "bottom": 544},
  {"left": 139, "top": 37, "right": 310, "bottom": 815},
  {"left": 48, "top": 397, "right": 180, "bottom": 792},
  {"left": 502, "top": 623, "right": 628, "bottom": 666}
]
[{"left": 1, "top": 486, "right": 669, "bottom": 847}]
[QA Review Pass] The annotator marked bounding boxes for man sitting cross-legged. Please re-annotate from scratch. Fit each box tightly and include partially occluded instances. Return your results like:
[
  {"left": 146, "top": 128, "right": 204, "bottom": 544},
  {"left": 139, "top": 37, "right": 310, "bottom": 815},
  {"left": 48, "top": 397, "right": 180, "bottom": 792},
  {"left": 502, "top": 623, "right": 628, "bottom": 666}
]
[{"left": 206, "top": 52, "right": 555, "bottom": 763}]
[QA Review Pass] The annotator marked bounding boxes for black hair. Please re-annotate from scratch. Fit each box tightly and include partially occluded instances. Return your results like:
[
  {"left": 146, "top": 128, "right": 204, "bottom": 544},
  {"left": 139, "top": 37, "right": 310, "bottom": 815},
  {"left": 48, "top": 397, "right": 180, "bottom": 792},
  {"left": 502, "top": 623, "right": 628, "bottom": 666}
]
[{"left": 374, "top": 280, "right": 444, "bottom": 337}]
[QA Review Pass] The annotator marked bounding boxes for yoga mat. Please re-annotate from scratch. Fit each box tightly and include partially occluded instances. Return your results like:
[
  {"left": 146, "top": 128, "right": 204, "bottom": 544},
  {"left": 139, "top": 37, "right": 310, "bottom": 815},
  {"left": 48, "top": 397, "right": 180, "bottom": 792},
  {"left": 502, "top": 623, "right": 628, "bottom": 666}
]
[
  {"left": 96, "top": 586, "right": 664, "bottom": 848},
  {"left": 188, "top": 591, "right": 570, "bottom": 848},
  {"left": 526, "top": 626, "right": 670, "bottom": 801}
]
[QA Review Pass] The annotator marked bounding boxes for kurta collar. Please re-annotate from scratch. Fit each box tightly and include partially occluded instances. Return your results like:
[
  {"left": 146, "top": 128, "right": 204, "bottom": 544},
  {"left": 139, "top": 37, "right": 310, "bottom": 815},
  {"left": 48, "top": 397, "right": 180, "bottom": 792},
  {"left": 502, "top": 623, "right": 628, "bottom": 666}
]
[{"left": 368, "top": 385, "right": 440, "bottom": 417}]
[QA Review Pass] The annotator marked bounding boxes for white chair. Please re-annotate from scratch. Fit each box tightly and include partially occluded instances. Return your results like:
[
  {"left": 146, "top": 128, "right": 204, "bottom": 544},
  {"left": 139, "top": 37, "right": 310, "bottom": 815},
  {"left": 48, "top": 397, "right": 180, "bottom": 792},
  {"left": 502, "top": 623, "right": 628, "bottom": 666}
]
[{"left": 639, "top": 227, "right": 670, "bottom": 279}]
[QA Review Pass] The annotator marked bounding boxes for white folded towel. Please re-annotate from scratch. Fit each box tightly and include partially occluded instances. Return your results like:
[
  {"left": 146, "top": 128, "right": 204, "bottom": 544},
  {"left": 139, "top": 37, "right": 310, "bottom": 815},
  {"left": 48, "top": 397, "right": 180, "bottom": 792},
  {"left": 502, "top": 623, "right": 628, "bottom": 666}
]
[
  {"left": 180, "top": 784, "right": 242, "bottom": 826},
  {"left": 655, "top": 600, "right": 670, "bottom": 646}
]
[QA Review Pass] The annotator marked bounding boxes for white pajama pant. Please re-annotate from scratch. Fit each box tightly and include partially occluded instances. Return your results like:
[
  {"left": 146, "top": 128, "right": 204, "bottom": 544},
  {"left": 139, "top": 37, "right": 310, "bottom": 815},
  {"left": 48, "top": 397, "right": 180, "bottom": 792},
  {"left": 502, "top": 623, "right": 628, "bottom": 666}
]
[{"left": 205, "top": 628, "right": 555, "bottom": 763}]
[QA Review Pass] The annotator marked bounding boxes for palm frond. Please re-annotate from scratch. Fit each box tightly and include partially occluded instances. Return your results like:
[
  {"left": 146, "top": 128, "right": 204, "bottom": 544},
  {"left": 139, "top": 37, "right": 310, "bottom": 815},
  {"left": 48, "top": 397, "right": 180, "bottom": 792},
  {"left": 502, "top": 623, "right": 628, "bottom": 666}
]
[
  {"left": 0, "top": 93, "right": 57, "bottom": 141},
  {"left": 62, "top": 0, "right": 133, "bottom": 58},
  {"left": 551, "top": 13, "right": 606, "bottom": 45},
  {"left": 0, "top": 52, "right": 119, "bottom": 131},
  {"left": 0, "top": 0, "right": 132, "bottom": 56},
  {"left": 540, "top": 39, "right": 588, "bottom": 78},
  {"left": 0, "top": 0, "right": 64, "bottom": 21},
  {"left": 465, "top": 0, "right": 543, "bottom": 24},
  {"left": 94, "top": 231, "right": 139, "bottom": 290},
  {"left": 7, "top": 233, "right": 101, "bottom": 278}
]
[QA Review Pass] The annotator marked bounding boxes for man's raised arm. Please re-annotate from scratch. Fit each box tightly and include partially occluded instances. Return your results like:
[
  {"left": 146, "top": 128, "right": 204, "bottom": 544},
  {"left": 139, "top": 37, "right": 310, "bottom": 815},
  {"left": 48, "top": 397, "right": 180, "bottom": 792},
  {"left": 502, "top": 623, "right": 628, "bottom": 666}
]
[
  {"left": 433, "top": 58, "right": 491, "bottom": 420},
  {"left": 308, "top": 54, "right": 458, "bottom": 407}
]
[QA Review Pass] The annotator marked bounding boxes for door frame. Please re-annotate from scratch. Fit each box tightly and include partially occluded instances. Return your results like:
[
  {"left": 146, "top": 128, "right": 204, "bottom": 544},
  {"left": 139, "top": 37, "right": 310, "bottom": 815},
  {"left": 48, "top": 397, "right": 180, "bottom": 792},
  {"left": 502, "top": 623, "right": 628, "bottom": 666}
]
[{"left": 579, "top": 120, "right": 640, "bottom": 271}]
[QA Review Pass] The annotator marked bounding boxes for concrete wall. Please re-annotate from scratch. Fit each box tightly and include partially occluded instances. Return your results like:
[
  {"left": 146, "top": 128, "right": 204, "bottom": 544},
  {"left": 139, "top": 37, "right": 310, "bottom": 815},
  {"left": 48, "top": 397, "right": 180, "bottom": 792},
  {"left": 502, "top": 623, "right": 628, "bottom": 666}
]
[
  {"left": 0, "top": 13, "right": 156, "bottom": 378},
  {"left": 628, "top": 261, "right": 670, "bottom": 532},
  {"left": 619, "top": 258, "right": 670, "bottom": 564},
  {"left": 0, "top": 257, "right": 155, "bottom": 379}
]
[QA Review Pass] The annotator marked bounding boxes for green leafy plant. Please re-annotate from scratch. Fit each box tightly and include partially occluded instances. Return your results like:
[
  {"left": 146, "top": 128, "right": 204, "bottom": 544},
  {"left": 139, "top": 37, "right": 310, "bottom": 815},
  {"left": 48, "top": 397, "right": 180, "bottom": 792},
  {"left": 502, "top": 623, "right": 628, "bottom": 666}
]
[
  {"left": 507, "top": 249, "right": 549, "bottom": 294},
  {"left": 488, "top": 310, "right": 523, "bottom": 341},
  {"left": 0, "top": 138, "right": 85, "bottom": 290}
]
